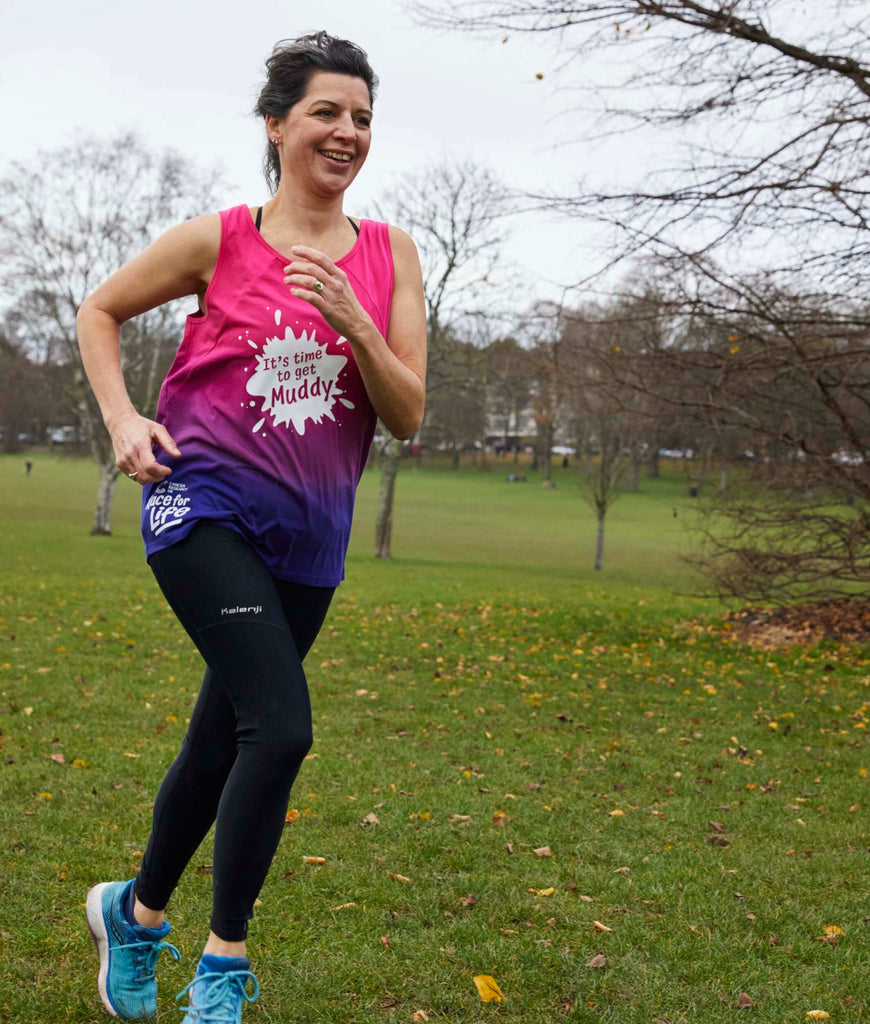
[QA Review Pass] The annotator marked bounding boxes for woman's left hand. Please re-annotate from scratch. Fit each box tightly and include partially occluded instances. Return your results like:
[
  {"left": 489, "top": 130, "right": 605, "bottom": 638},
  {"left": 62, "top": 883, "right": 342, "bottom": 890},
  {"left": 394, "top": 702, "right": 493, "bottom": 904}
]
[{"left": 284, "top": 246, "right": 369, "bottom": 340}]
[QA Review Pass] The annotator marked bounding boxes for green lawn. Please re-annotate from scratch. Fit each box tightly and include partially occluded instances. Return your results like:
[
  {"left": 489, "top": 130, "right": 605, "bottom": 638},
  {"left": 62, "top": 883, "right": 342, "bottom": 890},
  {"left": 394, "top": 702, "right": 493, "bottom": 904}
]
[{"left": 1, "top": 453, "right": 869, "bottom": 1023}]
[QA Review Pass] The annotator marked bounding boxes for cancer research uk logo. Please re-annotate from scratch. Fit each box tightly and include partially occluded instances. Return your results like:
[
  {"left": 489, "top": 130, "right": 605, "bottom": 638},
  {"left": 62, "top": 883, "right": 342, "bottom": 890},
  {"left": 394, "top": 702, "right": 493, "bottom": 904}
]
[
  {"left": 244, "top": 317, "right": 355, "bottom": 436},
  {"left": 145, "top": 481, "right": 192, "bottom": 536}
]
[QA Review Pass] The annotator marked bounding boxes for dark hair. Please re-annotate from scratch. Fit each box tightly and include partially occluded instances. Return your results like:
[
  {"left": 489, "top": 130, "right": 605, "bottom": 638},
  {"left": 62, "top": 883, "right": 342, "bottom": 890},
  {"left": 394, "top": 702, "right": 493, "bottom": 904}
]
[{"left": 254, "top": 31, "right": 379, "bottom": 194}]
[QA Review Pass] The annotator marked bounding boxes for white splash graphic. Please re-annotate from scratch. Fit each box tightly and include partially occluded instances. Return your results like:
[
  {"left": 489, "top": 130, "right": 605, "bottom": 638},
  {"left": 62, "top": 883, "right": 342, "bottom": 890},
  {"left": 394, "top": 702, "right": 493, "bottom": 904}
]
[{"left": 245, "top": 326, "right": 353, "bottom": 435}]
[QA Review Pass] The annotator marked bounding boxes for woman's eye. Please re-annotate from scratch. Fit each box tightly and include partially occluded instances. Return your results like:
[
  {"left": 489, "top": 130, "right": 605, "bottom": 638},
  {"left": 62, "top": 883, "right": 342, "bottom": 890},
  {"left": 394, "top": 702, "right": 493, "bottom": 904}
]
[
  {"left": 315, "top": 109, "right": 334, "bottom": 118},
  {"left": 356, "top": 118, "right": 371, "bottom": 128}
]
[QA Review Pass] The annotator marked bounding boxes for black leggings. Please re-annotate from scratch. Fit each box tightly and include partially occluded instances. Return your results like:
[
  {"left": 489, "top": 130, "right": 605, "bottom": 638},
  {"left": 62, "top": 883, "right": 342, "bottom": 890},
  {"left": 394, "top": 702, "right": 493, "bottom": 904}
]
[{"left": 134, "top": 522, "right": 334, "bottom": 941}]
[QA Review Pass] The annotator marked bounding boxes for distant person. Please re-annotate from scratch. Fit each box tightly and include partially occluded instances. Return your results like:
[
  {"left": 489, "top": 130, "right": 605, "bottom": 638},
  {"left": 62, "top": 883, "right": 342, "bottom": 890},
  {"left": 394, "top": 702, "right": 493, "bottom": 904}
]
[
  {"left": 25, "top": 460, "right": 32, "bottom": 476},
  {"left": 76, "top": 32, "right": 426, "bottom": 1023}
]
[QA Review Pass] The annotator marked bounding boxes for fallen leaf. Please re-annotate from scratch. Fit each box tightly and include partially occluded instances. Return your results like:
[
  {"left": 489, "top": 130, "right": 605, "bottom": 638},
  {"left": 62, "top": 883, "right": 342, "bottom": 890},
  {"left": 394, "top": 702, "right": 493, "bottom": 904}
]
[
  {"left": 534, "top": 846, "right": 553, "bottom": 858},
  {"left": 579, "top": 895, "right": 594, "bottom": 903},
  {"left": 22, "top": 706, "right": 33, "bottom": 716},
  {"left": 613, "top": 866, "right": 630, "bottom": 874},
  {"left": 123, "top": 752, "right": 141, "bottom": 759},
  {"left": 332, "top": 902, "right": 357, "bottom": 911},
  {"left": 72, "top": 759, "right": 86, "bottom": 768},
  {"left": 301, "top": 856, "right": 326, "bottom": 865},
  {"left": 737, "top": 993, "right": 753, "bottom": 1007},
  {"left": 609, "top": 809, "right": 625, "bottom": 817},
  {"left": 805, "top": 1013, "right": 830, "bottom": 1021},
  {"left": 593, "top": 920, "right": 613, "bottom": 932},
  {"left": 361, "top": 813, "right": 380, "bottom": 826},
  {"left": 412, "top": 1012, "right": 429, "bottom": 1022},
  {"left": 380, "top": 934, "right": 390, "bottom": 948},
  {"left": 586, "top": 953, "right": 606, "bottom": 968},
  {"left": 459, "top": 894, "right": 478, "bottom": 906},
  {"left": 709, "top": 820, "right": 724, "bottom": 832},
  {"left": 824, "top": 925, "right": 845, "bottom": 936},
  {"left": 492, "top": 811, "right": 508, "bottom": 827},
  {"left": 533, "top": 887, "right": 556, "bottom": 897},
  {"left": 284, "top": 809, "right": 300, "bottom": 824},
  {"left": 505, "top": 842, "right": 514, "bottom": 854},
  {"left": 500, "top": 928, "right": 518, "bottom": 936},
  {"left": 447, "top": 813, "right": 471, "bottom": 824},
  {"left": 49, "top": 753, "right": 65, "bottom": 764},
  {"left": 473, "top": 975, "right": 504, "bottom": 1003},
  {"left": 389, "top": 872, "right": 412, "bottom": 884}
]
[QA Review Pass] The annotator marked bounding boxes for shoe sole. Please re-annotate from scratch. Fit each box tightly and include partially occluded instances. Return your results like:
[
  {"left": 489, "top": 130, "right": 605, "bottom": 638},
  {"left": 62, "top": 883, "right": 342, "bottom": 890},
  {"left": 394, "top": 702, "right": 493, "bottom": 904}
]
[{"left": 86, "top": 883, "right": 120, "bottom": 1018}]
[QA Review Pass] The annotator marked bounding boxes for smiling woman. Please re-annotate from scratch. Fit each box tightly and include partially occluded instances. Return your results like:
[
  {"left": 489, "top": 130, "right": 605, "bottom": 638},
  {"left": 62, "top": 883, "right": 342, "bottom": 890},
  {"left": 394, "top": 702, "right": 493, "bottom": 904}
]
[{"left": 75, "top": 29, "right": 426, "bottom": 1024}]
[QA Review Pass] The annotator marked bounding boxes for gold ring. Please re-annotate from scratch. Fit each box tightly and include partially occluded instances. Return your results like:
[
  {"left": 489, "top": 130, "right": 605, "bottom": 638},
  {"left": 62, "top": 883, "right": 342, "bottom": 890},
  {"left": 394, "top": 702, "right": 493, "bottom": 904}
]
[{"left": 312, "top": 279, "right": 324, "bottom": 293}]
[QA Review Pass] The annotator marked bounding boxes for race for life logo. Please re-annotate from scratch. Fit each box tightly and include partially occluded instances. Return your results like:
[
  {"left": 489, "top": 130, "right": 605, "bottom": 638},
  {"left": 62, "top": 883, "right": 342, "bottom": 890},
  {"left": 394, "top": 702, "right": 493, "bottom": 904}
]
[
  {"left": 245, "top": 322, "right": 355, "bottom": 436},
  {"left": 145, "top": 481, "right": 192, "bottom": 536}
]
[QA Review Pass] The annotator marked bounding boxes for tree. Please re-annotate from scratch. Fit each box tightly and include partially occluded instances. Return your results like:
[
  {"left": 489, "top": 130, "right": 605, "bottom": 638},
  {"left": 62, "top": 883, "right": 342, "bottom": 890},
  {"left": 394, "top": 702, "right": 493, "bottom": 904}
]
[
  {"left": 372, "top": 158, "right": 513, "bottom": 555},
  {"left": 0, "top": 134, "right": 221, "bottom": 534},
  {"left": 414, "top": 0, "right": 870, "bottom": 599}
]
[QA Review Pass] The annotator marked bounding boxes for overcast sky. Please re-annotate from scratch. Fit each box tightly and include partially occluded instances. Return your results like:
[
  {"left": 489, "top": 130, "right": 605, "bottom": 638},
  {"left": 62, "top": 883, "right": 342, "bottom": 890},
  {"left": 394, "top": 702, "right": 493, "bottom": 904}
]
[{"left": 1, "top": 0, "right": 636, "bottom": 304}]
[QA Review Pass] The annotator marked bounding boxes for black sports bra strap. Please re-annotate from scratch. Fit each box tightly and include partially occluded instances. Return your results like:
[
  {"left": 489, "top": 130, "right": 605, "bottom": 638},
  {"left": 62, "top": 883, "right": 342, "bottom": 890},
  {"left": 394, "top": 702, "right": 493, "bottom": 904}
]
[{"left": 255, "top": 206, "right": 357, "bottom": 238}]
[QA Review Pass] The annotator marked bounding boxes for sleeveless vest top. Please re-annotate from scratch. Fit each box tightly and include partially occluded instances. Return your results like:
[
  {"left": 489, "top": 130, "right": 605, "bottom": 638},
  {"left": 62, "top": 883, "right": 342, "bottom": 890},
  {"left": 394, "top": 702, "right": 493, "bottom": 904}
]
[{"left": 140, "top": 204, "right": 394, "bottom": 586}]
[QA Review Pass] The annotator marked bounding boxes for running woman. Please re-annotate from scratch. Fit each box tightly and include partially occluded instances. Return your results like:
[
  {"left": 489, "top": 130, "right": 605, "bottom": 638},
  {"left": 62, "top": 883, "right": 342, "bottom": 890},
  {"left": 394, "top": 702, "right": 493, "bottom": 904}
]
[{"left": 77, "top": 32, "right": 426, "bottom": 1023}]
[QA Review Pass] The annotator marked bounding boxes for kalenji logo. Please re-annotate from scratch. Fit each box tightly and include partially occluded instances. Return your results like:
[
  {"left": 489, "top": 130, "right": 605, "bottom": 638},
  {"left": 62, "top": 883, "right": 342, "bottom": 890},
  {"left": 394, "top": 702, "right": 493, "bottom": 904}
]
[{"left": 220, "top": 605, "right": 263, "bottom": 616}]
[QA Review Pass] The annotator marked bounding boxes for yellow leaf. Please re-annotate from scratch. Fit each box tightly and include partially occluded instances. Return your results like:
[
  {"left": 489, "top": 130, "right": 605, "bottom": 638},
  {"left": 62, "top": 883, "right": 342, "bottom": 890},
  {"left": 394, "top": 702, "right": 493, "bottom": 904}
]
[
  {"left": 609, "top": 809, "right": 624, "bottom": 817},
  {"left": 332, "top": 902, "right": 358, "bottom": 911},
  {"left": 824, "top": 925, "right": 845, "bottom": 936},
  {"left": 389, "top": 872, "right": 412, "bottom": 884},
  {"left": 301, "top": 856, "right": 326, "bottom": 865},
  {"left": 593, "top": 920, "right": 613, "bottom": 932},
  {"left": 285, "top": 808, "right": 300, "bottom": 824},
  {"left": 473, "top": 975, "right": 504, "bottom": 1002},
  {"left": 37, "top": 791, "right": 52, "bottom": 800},
  {"left": 805, "top": 1013, "right": 830, "bottom": 1021},
  {"left": 534, "top": 846, "right": 553, "bottom": 857},
  {"left": 73, "top": 758, "right": 86, "bottom": 768},
  {"left": 22, "top": 707, "right": 33, "bottom": 716}
]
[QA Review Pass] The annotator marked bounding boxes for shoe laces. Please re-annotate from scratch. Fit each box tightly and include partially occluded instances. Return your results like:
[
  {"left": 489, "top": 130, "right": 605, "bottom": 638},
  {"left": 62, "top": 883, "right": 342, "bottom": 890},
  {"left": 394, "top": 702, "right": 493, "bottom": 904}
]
[
  {"left": 115, "top": 937, "right": 181, "bottom": 980},
  {"left": 176, "top": 970, "right": 259, "bottom": 1022}
]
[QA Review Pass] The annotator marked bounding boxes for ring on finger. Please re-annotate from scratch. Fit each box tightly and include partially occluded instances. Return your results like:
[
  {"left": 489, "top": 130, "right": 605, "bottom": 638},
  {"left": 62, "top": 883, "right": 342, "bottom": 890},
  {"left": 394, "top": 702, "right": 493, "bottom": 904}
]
[
  {"left": 128, "top": 472, "right": 138, "bottom": 480},
  {"left": 312, "top": 278, "right": 324, "bottom": 293}
]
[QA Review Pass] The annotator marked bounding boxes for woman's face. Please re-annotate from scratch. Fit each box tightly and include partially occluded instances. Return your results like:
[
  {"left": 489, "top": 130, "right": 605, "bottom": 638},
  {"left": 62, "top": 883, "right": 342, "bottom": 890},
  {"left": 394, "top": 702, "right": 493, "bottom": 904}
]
[{"left": 273, "top": 71, "right": 373, "bottom": 197}]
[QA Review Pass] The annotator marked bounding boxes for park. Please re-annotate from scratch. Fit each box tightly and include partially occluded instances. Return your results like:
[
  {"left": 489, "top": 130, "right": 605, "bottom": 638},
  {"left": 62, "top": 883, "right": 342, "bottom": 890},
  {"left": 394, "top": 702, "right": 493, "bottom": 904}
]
[{"left": 2, "top": 451, "right": 869, "bottom": 1022}]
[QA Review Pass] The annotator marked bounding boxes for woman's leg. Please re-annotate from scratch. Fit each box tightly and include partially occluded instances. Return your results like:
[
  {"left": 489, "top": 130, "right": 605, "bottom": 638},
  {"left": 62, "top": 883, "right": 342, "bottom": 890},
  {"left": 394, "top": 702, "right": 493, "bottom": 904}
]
[{"left": 134, "top": 522, "right": 333, "bottom": 943}]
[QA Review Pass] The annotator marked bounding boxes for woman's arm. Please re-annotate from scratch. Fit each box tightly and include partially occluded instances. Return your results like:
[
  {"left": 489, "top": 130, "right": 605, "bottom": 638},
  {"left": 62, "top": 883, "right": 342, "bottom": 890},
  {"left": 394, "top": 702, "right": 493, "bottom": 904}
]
[
  {"left": 76, "top": 214, "right": 220, "bottom": 483},
  {"left": 284, "top": 225, "right": 427, "bottom": 439}
]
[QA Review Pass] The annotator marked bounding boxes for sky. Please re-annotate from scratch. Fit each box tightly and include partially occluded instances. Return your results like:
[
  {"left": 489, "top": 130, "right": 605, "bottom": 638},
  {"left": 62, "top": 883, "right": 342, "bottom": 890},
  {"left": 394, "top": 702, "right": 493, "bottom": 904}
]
[{"left": 0, "top": 0, "right": 624, "bottom": 306}]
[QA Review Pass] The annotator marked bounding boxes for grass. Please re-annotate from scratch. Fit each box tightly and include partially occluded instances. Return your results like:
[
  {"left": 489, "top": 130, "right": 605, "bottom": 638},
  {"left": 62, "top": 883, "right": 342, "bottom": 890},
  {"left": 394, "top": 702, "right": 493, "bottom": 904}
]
[{"left": 1, "top": 452, "right": 870, "bottom": 1023}]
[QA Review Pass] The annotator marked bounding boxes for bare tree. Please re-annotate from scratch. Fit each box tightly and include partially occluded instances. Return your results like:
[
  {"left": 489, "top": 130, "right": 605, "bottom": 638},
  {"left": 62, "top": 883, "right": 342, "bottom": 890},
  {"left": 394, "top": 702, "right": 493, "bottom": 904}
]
[
  {"left": 372, "top": 158, "right": 513, "bottom": 555},
  {"left": 0, "top": 134, "right": 221, "bottom": 534},
  {"left": 414, "top": 0, "right": 870, "bottom": 599}
]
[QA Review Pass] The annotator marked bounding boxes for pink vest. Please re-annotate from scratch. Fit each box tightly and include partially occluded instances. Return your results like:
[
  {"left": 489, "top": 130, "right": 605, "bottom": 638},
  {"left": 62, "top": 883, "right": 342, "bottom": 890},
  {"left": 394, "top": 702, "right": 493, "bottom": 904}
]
[{"left": 141, "top": 204, "right": 394, "bottom": 585}]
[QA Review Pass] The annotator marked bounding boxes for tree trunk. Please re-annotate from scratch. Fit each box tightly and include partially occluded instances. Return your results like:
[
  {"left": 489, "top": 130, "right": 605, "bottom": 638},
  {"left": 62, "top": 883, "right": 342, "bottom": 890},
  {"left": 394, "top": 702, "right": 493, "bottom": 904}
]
[
  {"left": 451, "top": 443, "right": 460, "bottom": 469},
  {"left": 594, "top": 509, "right": 605, "bottom": 571},
  {"left": 647, "top": 449, "right": 660, "bottom": 478},
  {"left": 629, "top": 451, "right": 640, "bottom": 492},
  {"left": 697, "top": 447, "right": 711, "bottom": 491},
  {"left": 375, "top": 439, "right": 402, "bottom": 558},
  {"left": 719, "top": 465, "right": 728, "bottom": 495},
  {"left": 91, "top": 459, "right": 119, "bottom": 536}
]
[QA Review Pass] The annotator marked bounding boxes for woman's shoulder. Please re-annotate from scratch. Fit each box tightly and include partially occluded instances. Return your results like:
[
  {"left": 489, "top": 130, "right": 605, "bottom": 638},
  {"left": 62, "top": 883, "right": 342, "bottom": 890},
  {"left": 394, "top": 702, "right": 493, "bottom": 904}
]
[{"left": 384, "top": 224, "right": 421, "bottom": 274}]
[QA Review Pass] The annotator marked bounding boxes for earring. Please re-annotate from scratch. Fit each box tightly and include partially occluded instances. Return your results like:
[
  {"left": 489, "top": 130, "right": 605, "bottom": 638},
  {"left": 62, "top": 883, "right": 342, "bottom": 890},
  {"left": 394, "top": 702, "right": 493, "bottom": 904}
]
[{"left": 272, "top": 137, "right": 281, "bottom": 146}]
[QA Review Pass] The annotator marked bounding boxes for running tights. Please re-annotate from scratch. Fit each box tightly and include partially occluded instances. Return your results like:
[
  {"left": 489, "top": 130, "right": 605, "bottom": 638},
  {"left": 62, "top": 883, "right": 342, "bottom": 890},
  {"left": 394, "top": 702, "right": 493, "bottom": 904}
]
[{"left": 134, "top": 522, "right": 334, "bottom": 941}]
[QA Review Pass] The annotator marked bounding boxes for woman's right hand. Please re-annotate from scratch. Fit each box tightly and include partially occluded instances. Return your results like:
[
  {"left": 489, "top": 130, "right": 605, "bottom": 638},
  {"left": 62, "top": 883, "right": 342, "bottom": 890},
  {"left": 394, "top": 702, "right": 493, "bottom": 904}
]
[{"left": 109, "top": 413, "right": 181, "bottom": 485}]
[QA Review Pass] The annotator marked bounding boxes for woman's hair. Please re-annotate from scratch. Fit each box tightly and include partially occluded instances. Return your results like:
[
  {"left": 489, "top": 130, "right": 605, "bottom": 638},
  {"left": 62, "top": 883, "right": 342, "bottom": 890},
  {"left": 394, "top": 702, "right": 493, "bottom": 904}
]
[{"left": 254, "top": 31, "right": 379, "bottom": 194}]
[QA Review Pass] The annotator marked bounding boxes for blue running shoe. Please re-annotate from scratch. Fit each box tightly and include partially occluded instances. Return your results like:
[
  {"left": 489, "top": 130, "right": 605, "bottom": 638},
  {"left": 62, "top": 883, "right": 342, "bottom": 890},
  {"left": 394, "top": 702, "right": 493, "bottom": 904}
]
[
  {"left": 86, "top": 880, "right": 181, "bottom": 1021},
  {"left": 176, "top": 955, "right": 259, "bottom": 1023}
]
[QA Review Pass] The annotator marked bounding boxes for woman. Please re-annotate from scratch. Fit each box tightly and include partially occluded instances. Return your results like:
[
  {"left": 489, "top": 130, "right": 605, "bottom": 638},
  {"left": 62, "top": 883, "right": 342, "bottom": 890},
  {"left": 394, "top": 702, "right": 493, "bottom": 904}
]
[{"left": 78, "top": 32, "right": 426, "bottom": 1023}]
